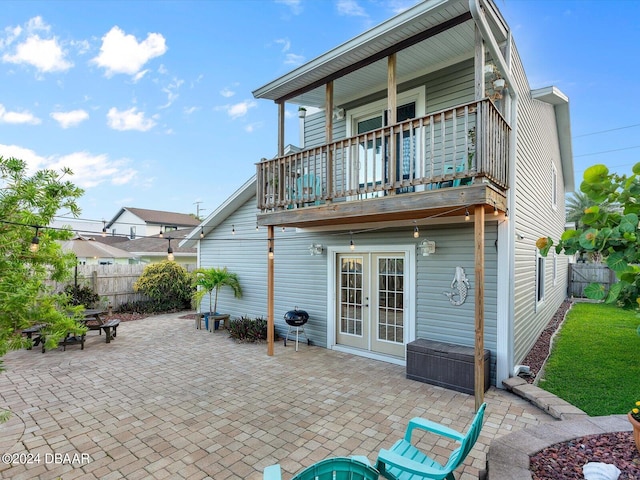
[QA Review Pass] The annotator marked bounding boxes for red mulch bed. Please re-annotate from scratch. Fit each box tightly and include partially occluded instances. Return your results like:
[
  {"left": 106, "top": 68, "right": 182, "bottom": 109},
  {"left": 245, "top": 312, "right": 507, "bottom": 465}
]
[{"left": 524, "top": 299, "right": 640, "bottom": 478}]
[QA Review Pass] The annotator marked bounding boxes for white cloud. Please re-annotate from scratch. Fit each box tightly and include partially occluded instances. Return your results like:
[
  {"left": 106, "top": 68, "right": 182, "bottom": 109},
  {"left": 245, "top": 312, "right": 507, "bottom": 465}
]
[
  {"left": 50, "top": 109, "right": 89, "bottom": 128},
  {"left": 337, "top": 0, "right": 367, "bottom": 17},
  {"left": 274, "top": 38, "right": 291, "bottom": 53},
  {"left": 0, "top": 25, "right": 22, "bottom": 49},
  {"left": 132, "top": 69, "right": 149, "bottom": 83},
  {"left": 275, "top": 0, "right": 302, "bottom": 15},
  {"left": 220, "top": 100, "right": 257, "bottom": 119},
  {"left": 91, "top": 26, "right": 167, "bottom": 77},
  {"left": 284, "top": 53, "right": 305, "bottom": 65},
  {"left": 3, "top": 34, "right": 73, "bottom": 73},
  {"left": 220, "top": 87, "right": 235, "bottom": 98},
  {"left": 0, "top": 104, "right": 41, "bottom": 125},
  {"left": 26, "top": 16, "right": 50, "bottom": 33},
  {"left": 183, "top": 106, "right": 199, "bottom": 115},
  {"left": 106, "top": 107, "right": 156, "bottom": 131},
  {"left": 0, "top": 144, "right": 139, "bottom": 189},
  {"left": 244, "top": 122, "right": 262, "bottom": 133},
  {"left": 159, "top": 78, "right": 184, "bottom": 108}
]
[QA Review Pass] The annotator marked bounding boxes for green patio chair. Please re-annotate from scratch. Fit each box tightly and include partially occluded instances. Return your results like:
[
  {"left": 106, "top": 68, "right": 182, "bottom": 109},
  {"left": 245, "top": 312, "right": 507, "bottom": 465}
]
[
  {"left": 375, "top": 402, "right": 486, "bottom": 480},
  {"left": 264, "top": 456, "right": 379, "bottom": 480}
]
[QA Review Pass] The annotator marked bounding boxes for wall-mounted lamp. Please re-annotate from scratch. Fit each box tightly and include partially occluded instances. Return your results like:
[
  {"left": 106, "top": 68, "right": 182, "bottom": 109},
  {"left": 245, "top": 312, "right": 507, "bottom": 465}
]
[
  {"left": 418, "top": 239, "right": 436, "bottom": 256},
  {"left": 29, "top": 226, "right": 40, "bottom": 253},
  {"left": 167, "top": 237, "right": 174, "bottom": 261},
  {"left": 308, "top": 243, "right": 324, "bottom": 256}
]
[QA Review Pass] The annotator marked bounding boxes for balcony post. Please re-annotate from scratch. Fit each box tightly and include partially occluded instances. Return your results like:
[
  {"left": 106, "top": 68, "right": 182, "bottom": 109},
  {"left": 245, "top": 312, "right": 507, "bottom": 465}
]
[
  {"left": 474, "top": 204, "right": 485, "bottom": 411},
  {"left": 325, "top": 81, "right": 334, "bottom": 201},
  {"left": 387, "top": 53, "right": 397, "bottom": 192},
  {"left": 267, "top": 225, "right": 274, "bottom": 356}
]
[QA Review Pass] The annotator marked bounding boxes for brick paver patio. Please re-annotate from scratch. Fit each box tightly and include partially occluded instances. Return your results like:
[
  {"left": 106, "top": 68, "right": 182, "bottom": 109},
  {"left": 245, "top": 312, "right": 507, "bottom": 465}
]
[{"left": 0, "top": 312, "right": 554, "bottom": 479}]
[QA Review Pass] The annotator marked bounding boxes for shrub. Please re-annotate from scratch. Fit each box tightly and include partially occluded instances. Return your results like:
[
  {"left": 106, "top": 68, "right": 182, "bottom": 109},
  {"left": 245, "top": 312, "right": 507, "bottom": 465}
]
[
  {"left": 228, "top": 316, "right": 268, "bottom": 342},
  {"left": 63, "top": 284, "right": 100, "bottom": 307},
  {"left": 133, "top": 261, "right": 193, "bottom": 312}
]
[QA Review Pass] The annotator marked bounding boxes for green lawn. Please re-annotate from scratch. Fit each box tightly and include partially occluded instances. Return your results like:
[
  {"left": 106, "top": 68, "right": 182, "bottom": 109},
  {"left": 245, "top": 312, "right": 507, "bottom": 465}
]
[{"left": 539, "top": 302, "right": 640, "bottom": 416}]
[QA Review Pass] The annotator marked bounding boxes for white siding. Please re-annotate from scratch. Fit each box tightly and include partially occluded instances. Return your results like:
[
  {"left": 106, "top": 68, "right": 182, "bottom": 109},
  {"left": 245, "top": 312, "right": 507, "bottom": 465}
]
[{"left": 511, "top": 47, "right": 569, "bottom": 364}]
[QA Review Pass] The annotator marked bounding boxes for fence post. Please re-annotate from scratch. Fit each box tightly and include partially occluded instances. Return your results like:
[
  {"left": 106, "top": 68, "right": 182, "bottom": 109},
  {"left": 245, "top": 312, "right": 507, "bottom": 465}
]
[{"left": 92, "top": 270, "right": 98, "bottom": 294}]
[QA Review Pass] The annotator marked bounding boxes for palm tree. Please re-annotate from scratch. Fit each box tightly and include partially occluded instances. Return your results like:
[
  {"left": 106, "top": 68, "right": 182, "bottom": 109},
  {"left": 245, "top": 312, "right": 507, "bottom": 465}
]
[
  {"left": 566, "top": 191, "right": 618, "bottom": 228},
  {"left": 193, "top": 267, "right": 242, "bottom": 314}
]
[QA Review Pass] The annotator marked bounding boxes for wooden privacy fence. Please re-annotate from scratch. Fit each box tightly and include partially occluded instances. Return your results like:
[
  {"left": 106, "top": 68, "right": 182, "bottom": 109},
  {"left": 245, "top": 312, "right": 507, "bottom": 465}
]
[
  {"left": 568, "top": 263, "right": 617, "bottom": 298},
  {"left": 52, "top": 264, "right": 196, "bottom": 310}
]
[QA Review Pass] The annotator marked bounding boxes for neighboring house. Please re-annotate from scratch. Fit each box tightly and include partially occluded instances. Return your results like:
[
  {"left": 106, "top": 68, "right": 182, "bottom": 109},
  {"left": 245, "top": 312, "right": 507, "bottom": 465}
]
[
  {"left": 182, "top": 0, "right": 573, "bottom": 390},
  {"left": 60, "top": 236, "right": 139, "bottom": 265},
  {"left": 109, "top": 228, "right": 197, "bottom": 268},
  {"left": 106, "top": 207, "right": 200, "bottom": 239}
]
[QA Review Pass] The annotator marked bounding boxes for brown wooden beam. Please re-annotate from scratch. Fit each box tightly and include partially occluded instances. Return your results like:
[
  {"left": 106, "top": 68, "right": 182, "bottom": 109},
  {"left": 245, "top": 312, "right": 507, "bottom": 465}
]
[
  {"left": 387, "top": 53, "right": 397, "bottom": 192},
  {"left": 474, "top": 204, "right": 485, "bottom": 411},
  {"left": 274, "top": 12, "right": 473, "bottom": 103},
  {"left": 267, "top": 226, "right": 274, "bottom": 356},
  {"left": 326, "top": 82, "right": 334, "bottom": 200}
]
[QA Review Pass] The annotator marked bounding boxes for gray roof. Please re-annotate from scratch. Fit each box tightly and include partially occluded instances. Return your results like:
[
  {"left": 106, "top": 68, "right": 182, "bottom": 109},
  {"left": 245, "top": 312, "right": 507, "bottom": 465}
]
[
  {"left": 112, "top": 228, "right": 196, "bottom": 255},
  {"left": 107, "top": 207, "right": 200, "bottom": 229}
]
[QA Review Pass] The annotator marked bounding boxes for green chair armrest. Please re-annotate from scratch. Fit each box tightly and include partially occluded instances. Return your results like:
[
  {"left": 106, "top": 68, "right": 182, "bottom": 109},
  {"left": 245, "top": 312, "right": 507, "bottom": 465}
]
[
  {"left": 263, "top": 464, "right": 282, "bottom": 480},
  {"left": 405, "top": 417, "right": 465, "bottom": 442}
]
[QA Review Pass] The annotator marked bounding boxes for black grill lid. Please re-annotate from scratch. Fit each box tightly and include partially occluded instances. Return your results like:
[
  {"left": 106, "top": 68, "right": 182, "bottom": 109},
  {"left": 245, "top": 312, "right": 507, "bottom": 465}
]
[{"left": 284, "top": 307, "right": 309, "bottom": 325}]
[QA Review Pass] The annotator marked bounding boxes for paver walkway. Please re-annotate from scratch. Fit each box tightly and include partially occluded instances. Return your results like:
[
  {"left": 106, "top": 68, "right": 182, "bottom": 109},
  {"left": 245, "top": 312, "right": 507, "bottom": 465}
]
[{"left": 0, "top": 312, "right": 555, "bottom": 479}]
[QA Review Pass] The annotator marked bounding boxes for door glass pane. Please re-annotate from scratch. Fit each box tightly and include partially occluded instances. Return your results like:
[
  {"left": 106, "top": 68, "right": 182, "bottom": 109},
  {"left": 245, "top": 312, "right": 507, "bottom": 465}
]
[
  {"left": 340, "top": 257, "right": 363, "bottom": 336},
  {"left": 377, "top": 257, "right": 404, "bottom": 344}
]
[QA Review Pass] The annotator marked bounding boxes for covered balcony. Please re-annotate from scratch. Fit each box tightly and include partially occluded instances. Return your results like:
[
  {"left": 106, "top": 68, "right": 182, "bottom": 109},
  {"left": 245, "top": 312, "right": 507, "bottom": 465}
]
[{"left": 256, "top": 98, "right": 509, "bottom": 228}]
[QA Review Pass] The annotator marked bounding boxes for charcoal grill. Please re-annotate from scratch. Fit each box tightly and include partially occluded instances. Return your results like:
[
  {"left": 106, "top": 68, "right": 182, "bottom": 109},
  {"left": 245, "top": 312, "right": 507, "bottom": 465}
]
[{"left": 283, "top": 307, "right": 310, "bottom": 351}]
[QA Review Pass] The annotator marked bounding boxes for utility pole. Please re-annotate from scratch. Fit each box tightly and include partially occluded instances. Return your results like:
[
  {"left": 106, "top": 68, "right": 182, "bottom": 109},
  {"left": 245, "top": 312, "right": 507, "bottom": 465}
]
[{"left": 194, "top": 201, "right": 206, "bottom": 220}]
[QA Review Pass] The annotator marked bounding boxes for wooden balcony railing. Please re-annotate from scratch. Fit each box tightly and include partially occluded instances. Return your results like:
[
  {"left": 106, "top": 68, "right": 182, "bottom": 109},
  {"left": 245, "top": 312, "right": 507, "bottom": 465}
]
[{"left": 257, "top": 99, "right": 510, "bottom": 211}]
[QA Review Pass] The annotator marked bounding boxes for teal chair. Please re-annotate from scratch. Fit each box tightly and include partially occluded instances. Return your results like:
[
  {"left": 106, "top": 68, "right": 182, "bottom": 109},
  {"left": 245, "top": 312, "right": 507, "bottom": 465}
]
[
  {"left": 264, "top": 456, "right": 378, "bottom": 480},
  {"left": 375, "top": 403, "right": 486, "bottom": 480},
  {"left": 453, "top": 164, "right": 473, "bottom": 187},
  {"left": 294, "top": 173, "right": 322, "bottom": 206}
]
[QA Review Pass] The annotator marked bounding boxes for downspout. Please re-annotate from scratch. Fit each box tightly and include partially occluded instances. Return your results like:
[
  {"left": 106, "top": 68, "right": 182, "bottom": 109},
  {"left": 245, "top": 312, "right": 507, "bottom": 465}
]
[{"left": 469, "top": 0, "right": 519, "bottom": 386}]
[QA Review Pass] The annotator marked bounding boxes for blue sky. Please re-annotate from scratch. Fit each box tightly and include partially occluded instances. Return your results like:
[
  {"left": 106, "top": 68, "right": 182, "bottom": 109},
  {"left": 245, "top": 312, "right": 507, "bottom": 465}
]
[{"left": 1, "top": 0, "right": 638, "bottom": 225}]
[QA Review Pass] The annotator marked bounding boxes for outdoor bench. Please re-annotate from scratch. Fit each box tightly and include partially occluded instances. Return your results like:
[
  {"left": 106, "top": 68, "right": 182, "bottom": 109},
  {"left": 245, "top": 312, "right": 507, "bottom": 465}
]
[{"left": 99, "top": 319, "right": 120, "bottom": 343}]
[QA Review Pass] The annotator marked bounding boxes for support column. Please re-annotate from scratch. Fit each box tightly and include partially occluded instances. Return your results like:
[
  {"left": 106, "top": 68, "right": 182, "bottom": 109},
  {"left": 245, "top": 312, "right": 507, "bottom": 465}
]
[
  {"left": 474, "top": 204, "right": 485, "bottom": 411},
  {"left": 325, "top": 82, "right": 334, "bottom": 201},
  {"left": 267, "top": 225, "right": 275, "bottom": 356},
  {"left": 387, "top": 53, "right": 397, "bottom": 191}
]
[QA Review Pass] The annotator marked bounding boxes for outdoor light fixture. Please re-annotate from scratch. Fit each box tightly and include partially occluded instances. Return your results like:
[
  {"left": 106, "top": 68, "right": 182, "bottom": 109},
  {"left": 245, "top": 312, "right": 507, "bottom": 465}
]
[
  {"left": 418, "top": 239, "right": 436, "bottom": 256},
  {"left": 159, "top": 227, "right": 164, "bottom": 239},
  {"left": 29, "top": 226, "right": 40, "bottom": 253},
  {"left": 493, "top": 202, "right": 499, "bottom": 216},
  {"left": 102, "top": 220, "right": 107, "bottom": 237},
  {"left": 308, "top": 243, "right": 323, "bottom": 256},
  {"left": 200, "top": 227, "right": 204, "bottom": 239},
  {"left": 167, "top": 237, "right": 174, "bottom": 261},
  {"left": 349, "top": 232, "right": 355, "bottom": 251},
  {"left": 413, "top": 223, "right": 420, "bottom": 239},
  {"left": 255, "top": 223, "right": 259, "bottom": 231},
  {"left": 268, "top": 246, "right": 274, "bottom": 259},
  {"left": 465, "top": 208, "right": 470, "bottom": 221},
  {"left": 505, "top": 208, "right": 509, "bottom": 219}
]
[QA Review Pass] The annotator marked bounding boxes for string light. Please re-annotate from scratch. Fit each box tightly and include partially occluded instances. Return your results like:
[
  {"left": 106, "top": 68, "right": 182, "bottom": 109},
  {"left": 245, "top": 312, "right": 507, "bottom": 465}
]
[
  {"left": 465, "top": 208, "right": 470, "bottom": 221},
  {"left": 349, "top": 232, "right": 355, "bottom": 251},
  {"left": 232, "top": 225, "right": 236, "bottom": 235},
  {"left": 255, "top": 223, "right": 259, "bottom": 231},
  {"left": 493, "top": 202, "right": 499, "bottom": 216},
  {"left": 101, "top": 220, "right": 107, "bottom": 237},
  {"left": 29, "top": 226, "right": 40, "bottom": 253},
  {"left": 268, "top": 246, "right": 274, "bottom": 259},
  {"left": 505, "top": 208, "right": 509, "bottom": 219},
  {"left": 413, "top": 223, "right": 419, "bottom": 239},
  {"left": 200, "top": 227, "right": 204, "bottom": 238},
  {"left": 159, "top": 227, "right": 164, "bottom": 239},
  {"left": 167, "top": 237, "right": 174, "bottom": 261}
]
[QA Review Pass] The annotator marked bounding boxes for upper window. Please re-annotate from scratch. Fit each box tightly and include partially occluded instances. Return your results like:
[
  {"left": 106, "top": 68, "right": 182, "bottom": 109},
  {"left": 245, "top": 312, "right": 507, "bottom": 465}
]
[{"left": 551, "top": 164, "right": 558, "bottom": 209}]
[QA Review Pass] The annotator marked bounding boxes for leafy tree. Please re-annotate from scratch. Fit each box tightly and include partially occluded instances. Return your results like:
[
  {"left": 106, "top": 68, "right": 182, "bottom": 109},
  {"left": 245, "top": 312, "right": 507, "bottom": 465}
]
[
  {"left": 133, "top": 261, "right": 193, "bottom": 311},
  {"left": 538, "top": 163, "right": 640, "bottom": 308},
  {"left": 192, "top": 267, "right": 242, "bottom": 314},
  {"left": 0, "top": 156, "right": 85, "bottom": 367}
]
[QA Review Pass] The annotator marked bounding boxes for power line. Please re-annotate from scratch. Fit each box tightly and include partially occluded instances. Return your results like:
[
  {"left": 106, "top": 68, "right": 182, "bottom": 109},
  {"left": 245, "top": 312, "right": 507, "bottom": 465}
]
[
  {"left": 573, "top": 123, "right": 640, "bottom": 139},
  {"left": 574, "top": 145, "right": 640, "bottom": 158}
]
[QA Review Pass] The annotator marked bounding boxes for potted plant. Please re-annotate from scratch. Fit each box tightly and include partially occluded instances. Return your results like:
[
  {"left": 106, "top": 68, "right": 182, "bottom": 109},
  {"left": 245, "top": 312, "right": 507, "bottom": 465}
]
[
  {"left": 628, "top": 399, "right": 640, "bottom": 453},
  {"left": 192, "top": 267, "right": 242, "bottom": 330}
]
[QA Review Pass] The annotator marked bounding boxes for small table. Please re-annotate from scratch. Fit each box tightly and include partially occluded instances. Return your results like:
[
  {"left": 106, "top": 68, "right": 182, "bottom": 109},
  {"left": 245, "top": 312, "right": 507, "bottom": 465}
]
[{"left": 22, "top": 324, "right": 46, "bottom": 352}]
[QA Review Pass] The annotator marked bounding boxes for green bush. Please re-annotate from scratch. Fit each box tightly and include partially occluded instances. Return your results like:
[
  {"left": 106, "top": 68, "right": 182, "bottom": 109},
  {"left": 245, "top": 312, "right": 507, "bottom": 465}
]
[
  {"left": 228, "top": 316, "right": 268, "bottom": 342},
  {"left": 63, "top": 284, "right": 100, "bottom": 307},
  {"left": 133, "top": 261, "right": 193, "bottom": 312}
]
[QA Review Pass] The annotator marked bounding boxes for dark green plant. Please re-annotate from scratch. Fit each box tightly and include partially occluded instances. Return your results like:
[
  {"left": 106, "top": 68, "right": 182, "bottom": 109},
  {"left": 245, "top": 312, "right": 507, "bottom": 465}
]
[
  {"left": 64, "top": 284, "right": 100, "bottom": 307},
  {"left": 538, "top": 163, "right": 640, "bottom": 308},
  {"left": 133, "top": 261, "right": 193, "bottom": 311},
  {"left": 192, "top": 267, "right": 242, "bottom": 314},
  {"left": 118, "top": 299, "right": 175, "bottom": 314},
  {"left": 227, "top": 316, "right": 267, "bottom": 342}
]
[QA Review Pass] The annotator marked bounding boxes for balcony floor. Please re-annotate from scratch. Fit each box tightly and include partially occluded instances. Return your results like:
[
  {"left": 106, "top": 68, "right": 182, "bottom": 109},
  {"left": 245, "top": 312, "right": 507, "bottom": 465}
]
[{"left": 257, "top": 183, "right": 506, "bottom": 228}]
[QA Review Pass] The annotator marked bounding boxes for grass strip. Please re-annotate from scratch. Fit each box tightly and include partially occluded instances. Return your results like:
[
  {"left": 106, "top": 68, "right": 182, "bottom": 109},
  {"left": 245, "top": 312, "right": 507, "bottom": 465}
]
[{"left": 539, "top": 302, "right": 640, "bottom": 416}]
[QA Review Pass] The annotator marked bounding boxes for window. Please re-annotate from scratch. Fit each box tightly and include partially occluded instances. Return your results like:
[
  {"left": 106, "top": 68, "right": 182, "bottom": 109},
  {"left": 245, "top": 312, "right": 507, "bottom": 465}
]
[
  {"left": 130, "top": 226, "right": 136, "bottom": 239},
  {"left": 551, "top": 164, "right": 558, "bottom": 209},
  {"left": 536, "top": 253, "right": 545, "bottom": 306}
]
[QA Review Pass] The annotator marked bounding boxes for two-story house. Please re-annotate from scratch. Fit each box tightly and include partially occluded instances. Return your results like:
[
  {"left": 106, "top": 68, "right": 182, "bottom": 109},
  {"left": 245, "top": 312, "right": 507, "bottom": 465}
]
[{"left": 182, "top": 0, "right": 573, "bottom": 395}]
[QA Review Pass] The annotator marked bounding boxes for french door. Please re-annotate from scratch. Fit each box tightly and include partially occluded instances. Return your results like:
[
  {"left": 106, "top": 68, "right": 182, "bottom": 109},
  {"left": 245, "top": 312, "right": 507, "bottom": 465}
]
[{"left": 336, "top": 252, "right": 406, "bottom": 358}]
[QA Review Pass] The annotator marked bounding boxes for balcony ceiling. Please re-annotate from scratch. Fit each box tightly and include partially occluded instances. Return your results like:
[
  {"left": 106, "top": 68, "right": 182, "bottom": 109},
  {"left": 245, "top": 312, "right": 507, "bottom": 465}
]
[{"left": 253, "top": 0, "right": 479, "bottom": 108}]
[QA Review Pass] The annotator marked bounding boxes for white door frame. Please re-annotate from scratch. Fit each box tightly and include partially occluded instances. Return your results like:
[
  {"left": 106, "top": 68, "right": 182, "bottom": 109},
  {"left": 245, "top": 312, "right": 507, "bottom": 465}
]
[{"left": 326, "top": 244, "right": 416, "bottom": 366}]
